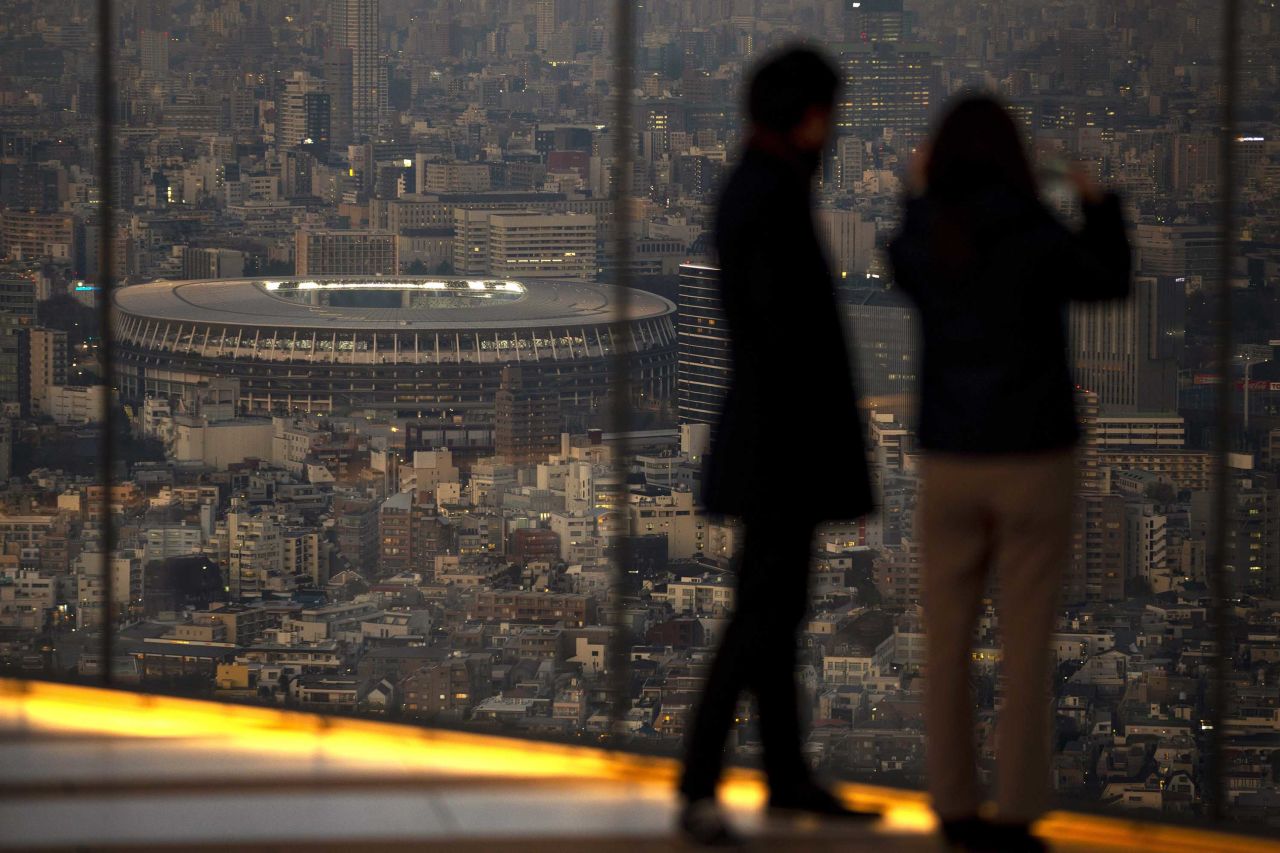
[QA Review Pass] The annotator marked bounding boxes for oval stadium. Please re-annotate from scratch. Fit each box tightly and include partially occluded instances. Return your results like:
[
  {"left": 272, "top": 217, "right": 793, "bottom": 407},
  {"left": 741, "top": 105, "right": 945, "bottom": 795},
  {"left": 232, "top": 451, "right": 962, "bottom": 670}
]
[{"left": 112, "top": 277, "right": 676, "bottom": 416}]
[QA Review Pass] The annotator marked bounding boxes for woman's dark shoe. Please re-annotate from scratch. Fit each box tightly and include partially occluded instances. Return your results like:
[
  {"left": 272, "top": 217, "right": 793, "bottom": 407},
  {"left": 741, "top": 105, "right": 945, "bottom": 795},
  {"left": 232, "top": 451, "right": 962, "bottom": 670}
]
[
  {"left": 941, "top": 817, "right": 1047, "bottom": 852},
  {"left": 766, "top": 783, "right": 880, "bottom": 821},
  {"left": 678, "top": 797, "right": 745, "bottom": 847}
]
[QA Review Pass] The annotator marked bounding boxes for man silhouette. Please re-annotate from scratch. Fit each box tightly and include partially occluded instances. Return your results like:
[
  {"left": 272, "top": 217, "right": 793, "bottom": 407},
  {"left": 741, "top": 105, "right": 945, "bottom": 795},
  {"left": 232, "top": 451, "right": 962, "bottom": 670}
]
[{"left": 678, "top": 47, "right": 877, "bottom": 846}]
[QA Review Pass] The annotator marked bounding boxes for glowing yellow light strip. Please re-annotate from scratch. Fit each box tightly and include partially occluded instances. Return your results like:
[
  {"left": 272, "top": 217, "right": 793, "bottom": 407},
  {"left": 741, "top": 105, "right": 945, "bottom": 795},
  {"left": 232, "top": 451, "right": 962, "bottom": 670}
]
[
  {"left": 259, "top": 279, "right": 526, "bottom": 294},
  {"left": 0, "top": 679, "right": 1275, "bottom": 852}
]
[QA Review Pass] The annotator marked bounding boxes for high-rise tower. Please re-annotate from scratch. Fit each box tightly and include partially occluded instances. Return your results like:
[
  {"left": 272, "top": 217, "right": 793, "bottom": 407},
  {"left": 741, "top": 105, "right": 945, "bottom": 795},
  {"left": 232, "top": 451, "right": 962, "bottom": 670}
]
[
  {"left": 324, "top": 46, "right": 354, "bottom": 149},
  {"left": 535, "top": 0, "right": 557, "bottom": 51},
  {"left": 277, "top": 73, "right": 329, "bottom": 150},
  {"left": 328, "top": 0, "right": 384, "bottom": 141},
  {"left": 676, "top": 264, "right": 731, "bottom": 426}
]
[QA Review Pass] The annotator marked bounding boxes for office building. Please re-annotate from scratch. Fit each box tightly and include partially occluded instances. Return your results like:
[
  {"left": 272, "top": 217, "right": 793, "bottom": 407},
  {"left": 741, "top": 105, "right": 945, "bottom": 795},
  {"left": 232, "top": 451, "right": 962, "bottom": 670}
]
[
  {"left": 816, "top": 208, "right": 877, "bottom": 279},
  {"left": 0, "top": 316, "right": 22, "bottom": 412},
  {"left": 1098, "top": 450, "right": 1214, "bottom": 493},
  {"left": 495, "top": 365, "right": 561, "bottom": 466},
  {"left": 333, "top": 496, "right": 379, "bottom": 573},
  {"left": 1133, "top": 224, "right": 1221, "bottom": 290},
  {"left": 0, "top": 280, "right": 35, "bottom": 411},
  {"left": 0, "top": 278, "right": 35, "bottom": 319},
  {"left": 46, "top": 385, "right": 107, "bottom": 425},
  {"left": 676, "top": 264, "right": 729, "bottom": 426},
  {"left": 139, "top": 29, "right": 170, "bottom": 75},
  {"left": 1069, "top": 275, "right": 1184, "bottom": 413},
  {"left": 834, "top": 42, "right": 936, "bottom": 141},
  {"left": 1095, "top": 414, "right": 1186, "bottom": 450},
  {"left": 22, "top": 327, "right": 67, "bottom": 417},
  {"left": 486, "top": 212, "right": 596, "bottom": 280},
  {"left": 1067, "top": 493, "right": 1127, "bottom": 603},
  {"left": 838, "top": 286, "right": 918, "bottom": 416},
  {"left": 847, "top": 0, "right": 905, "bottom": 42},
  {"left": 295, "top": 229, "right": 398, "bottom": 276},
  {"left": 1192, "top": 470, "right": 1280, "bottom": 597},
  {"left": 453, "top": 211, "right": 596, "bottom": 280},
  {"left": 300, "top": 94, "right": 332, "bottom": 154},
  {"left": 417, "top": 160, "right": 492, "bottom": 195},
  {"left": 452, "top": 209, "right": 491, "bottom": 276},
  {"left": 181, "top": 247, "right": 245, "bottom": 280},
  {"left": 0, "top": 211, "right": 76, "bottom": 262},
  {"left": 1171, "top": 134, "right": 1220, "bottom": 194}
]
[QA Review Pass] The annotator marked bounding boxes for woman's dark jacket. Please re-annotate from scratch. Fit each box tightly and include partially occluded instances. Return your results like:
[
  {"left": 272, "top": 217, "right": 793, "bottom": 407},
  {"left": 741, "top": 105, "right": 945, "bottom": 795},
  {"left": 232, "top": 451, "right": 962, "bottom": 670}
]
[
  {"left": 888, "top": 187, "right": 1131, "bottom": 453},
  {"left": 702, "top": 147, "right": 874, "bottom": 521}
]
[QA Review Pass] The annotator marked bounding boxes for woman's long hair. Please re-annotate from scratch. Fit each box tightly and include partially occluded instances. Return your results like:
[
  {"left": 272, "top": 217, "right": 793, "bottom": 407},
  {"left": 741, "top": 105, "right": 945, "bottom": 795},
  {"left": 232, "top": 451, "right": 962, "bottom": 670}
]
[{"left": 924, "top": 96, "right": 1038, "bottom": 272}]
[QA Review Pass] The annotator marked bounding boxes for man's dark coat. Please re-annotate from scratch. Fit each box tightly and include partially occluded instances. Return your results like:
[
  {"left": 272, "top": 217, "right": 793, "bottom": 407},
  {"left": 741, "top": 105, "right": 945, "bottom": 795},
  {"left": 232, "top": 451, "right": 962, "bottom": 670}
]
[{"left": 702, "top": 147, "right": 873, "bottom": 522}]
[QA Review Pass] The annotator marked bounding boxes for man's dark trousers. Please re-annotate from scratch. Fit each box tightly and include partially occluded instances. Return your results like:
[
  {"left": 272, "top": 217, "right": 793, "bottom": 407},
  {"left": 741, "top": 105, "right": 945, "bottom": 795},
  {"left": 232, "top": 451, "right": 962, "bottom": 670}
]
[{"left": 679, "top": 516, "right": 813, "bottom": 801}]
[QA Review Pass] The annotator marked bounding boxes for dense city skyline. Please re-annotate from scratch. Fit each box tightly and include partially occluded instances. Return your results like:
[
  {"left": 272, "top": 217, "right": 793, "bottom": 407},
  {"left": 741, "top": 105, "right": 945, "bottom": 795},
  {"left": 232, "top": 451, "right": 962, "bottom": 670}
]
[{"left": 0, "top": 0, "right": 1278, "bottom": 828}]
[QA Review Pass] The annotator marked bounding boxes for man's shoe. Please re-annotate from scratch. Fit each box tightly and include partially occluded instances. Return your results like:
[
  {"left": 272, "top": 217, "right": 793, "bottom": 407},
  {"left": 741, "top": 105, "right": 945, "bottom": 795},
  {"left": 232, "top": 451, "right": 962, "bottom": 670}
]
[
  {"left": 678, "top": 797, "right": 745, "bottom": 847},
  {"left": 941, "top": 817, "right": 1046, "bottom": 852},
  {"left": 766, "top": 784, "right": 880, "bottom": 821},
  {"left": 940, "top": 817, "right": 988, "bottom": 849}
]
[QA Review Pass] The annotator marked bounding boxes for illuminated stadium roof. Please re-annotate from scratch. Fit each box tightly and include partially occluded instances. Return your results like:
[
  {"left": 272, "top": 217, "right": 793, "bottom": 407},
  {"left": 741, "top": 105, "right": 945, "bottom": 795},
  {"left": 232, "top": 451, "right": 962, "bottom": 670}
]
[{"left": 113, "top": 277, "right": 675, "bottom": 331}]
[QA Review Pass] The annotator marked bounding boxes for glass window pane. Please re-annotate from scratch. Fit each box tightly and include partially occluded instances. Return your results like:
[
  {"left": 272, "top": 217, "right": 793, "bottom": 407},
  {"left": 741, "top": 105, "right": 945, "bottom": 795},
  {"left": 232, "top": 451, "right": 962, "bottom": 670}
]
[{"left": 3, "top": 0, "right": 1273, "bottom": 843}]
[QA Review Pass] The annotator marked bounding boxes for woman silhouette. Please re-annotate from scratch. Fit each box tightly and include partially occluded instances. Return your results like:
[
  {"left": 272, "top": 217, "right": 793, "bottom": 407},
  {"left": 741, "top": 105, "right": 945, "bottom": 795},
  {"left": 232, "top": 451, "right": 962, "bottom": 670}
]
[{"left": 889, "top": 96, "right": 1130, "bottom": 852}]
